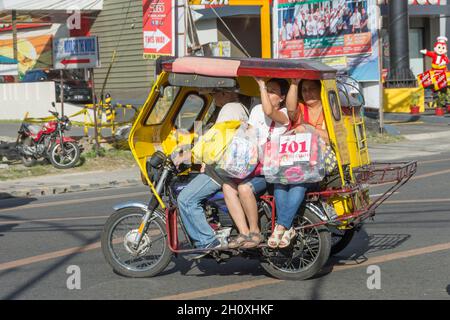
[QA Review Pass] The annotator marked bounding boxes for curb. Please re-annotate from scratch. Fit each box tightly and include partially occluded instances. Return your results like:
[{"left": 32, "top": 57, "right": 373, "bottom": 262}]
[
  {"left": 365, "top": 111, "right": 450, "bottom": 125},
  {"left": 403, "top": 130, "right": 450, "bottom": 141},
  {"left": 0, "top": 179, "right": 142, "bottom": 200}
]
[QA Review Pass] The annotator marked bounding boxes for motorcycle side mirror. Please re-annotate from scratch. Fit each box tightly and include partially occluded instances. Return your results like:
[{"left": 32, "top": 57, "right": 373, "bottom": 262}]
[{"left": 51, "top": 102, "right": 56, "bottom": 108}]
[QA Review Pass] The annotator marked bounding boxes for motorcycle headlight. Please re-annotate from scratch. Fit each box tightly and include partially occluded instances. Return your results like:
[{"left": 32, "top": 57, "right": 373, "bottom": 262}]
[{"left": 65, "top": 120, "right": 72, "bottom": 131}]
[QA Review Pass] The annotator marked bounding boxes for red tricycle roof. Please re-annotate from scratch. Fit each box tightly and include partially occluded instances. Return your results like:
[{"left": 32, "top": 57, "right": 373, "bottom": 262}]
[{"left": 161, "top": 56, "right": 337, "bottom": 80}]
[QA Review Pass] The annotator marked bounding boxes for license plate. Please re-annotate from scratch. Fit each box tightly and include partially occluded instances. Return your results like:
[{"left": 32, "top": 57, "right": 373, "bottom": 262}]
[{"left": 74, "top": 95, "right": 84, "bottom": 100}]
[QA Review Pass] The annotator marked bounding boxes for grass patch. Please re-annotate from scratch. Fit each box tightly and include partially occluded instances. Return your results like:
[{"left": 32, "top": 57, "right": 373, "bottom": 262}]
[
  {"left": 366, "top": 131, "right": 405, "bottom": 144},
  {"left": 0, "top": 148, "right": 136, "bottom": 181},
  {"left": 0, "top": 119, "right": 22, "bottom": 124}
]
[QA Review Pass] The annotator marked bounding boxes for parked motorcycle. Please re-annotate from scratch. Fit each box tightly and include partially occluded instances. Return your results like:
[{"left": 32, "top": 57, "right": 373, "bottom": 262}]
[{"left": 16, "top": 103, "right": 82, "bottom": 169}]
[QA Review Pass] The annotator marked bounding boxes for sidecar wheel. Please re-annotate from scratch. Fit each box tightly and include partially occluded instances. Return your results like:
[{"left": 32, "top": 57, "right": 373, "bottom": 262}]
[{"left": 330, "top": 228, "right": 356, "bottom": 256}]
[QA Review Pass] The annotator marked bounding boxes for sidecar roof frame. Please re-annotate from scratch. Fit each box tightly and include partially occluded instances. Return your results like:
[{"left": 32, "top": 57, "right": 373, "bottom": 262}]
[{"left": 159, "top": 56, "right": 337, "bottom": 81}]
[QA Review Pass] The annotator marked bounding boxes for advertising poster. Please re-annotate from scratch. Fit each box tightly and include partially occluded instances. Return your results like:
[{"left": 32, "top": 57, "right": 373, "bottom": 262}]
[
  {"left": 377, "top": 0, "right": 440, "bottom": 5},
  {"left": 274, "top": 0, "right": 380, "bottom": 82},
  {"left": 0, "top": 34, "right": 53, "bottom": 80},
  {"left": 143, "top": 0, "right": 175, "bottom": 59}
]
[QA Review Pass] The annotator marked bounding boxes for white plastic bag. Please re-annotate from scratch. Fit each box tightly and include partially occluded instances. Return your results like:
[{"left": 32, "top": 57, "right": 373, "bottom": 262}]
[
  {"left": 262, "top": 132, "right": 326, "bottom": 184},
  {"left": 215, "top": 123, "right": 259, "bottom": 179}
]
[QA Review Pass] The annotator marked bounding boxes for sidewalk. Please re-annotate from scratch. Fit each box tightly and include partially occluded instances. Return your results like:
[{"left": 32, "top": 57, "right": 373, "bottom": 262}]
[
  {"left": 0, "top": 167, "right": 142, "bottom": 199},
  {"left": 366, "top": 111, "right": 450, "bottom": 161}
]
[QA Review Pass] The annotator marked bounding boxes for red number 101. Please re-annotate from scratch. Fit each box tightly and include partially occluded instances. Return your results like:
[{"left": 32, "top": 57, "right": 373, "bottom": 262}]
[{"left": 280, "top": 140, "right": 306, "bottom": 154}]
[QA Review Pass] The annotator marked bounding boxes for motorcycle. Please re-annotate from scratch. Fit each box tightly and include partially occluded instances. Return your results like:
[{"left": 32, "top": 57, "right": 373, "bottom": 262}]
[
  {"left": 16, "top": 103, "right": 82, "bottom": 169},
  {"left": 101, "top": 151, "right": 334, "bottom": 280}
]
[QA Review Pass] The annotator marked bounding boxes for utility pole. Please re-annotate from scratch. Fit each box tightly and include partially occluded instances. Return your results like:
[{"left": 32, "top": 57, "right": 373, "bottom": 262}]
[
  {"left": 12, "top": 10, "right": 18, "bottom": 82},
  {"left": 386, "top": 0, "right": 414, "bottom": 88},
  {"left": 377, "top": 7, "right": 384, "bottom": 134}
]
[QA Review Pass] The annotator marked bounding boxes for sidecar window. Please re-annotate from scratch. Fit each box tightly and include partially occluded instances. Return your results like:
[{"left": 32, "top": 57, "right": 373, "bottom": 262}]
[
  {"left": 174, "top": 94, "right": 205, "bottom": 131},
  {"left": 146, "top": 86, "right": 179, "bottom": 125}
]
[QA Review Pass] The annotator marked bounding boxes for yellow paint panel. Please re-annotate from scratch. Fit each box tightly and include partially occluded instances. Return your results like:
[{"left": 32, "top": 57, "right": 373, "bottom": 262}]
[{"left": 383, "top": 87, "right": 425, "bottom": 113}]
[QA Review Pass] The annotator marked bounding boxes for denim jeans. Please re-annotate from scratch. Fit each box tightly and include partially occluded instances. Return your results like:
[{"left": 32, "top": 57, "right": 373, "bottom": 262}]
[
  {"left": 274, "top": 183, "right": 317, "bottom": 229},
  {"left": 177, "top": 173, "right": 221, "bottom": 248}
]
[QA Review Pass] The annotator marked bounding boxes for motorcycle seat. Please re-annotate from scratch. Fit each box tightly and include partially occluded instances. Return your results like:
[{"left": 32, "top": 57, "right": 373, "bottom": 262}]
[{"left": 23, "top": 124, "right": 42, "bottom": 135}]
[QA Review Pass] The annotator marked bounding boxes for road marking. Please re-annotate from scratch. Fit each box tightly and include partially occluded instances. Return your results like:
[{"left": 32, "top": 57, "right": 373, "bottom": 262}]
[
  {"left": 385, "top": 198, "right": 450, "bottom": 204},
  {"left": 418, "top": 158, "right": 450, "bottom": 165},
  {"left": 152, "top": 241, "right": 450, "bottom": 300},
  {"left": 412, "top": 168, "right": 450, "bottom": 180},
  {"left": 0, "top": 191, "right": 149, "bottom": 213},
  {"left": 370, "top": 192, "right": 399, "bottom": 198},
  {"left": 0, "top": 242, "right": 102, "bottom": 272},
  {"left": 153, "top": 278, "right": 282, "bottom": 300},
  {"left": 0, "top": 231, "right": 158, "bottom": 272},
  {"left": 0, "top": 215, "right": 109, "bottom": 226},
  {"left": 384, "top": 121, "right": 424, "bottom": 125},
  {"left": 332, "top": 242, "right": 450, "bottom": 271}
]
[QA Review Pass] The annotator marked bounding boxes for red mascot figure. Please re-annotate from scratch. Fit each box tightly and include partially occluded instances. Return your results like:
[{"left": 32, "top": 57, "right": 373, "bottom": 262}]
[{"left": 420, "top": 36, "right": 449, "bottom": 72}]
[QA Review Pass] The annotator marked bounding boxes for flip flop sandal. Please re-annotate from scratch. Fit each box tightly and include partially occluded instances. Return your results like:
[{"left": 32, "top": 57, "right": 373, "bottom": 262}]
[
  {"left": 228, "top": 234, "right": 250, "bottom": 249},
  {"left": 240, "top": 232, "right": 263, "bottom": 249},
  {"left": 278, "top": 227, "right": 296, "bottom": 249},
  {"left": 267, "top": 226, "right": 285, "bottom": 249}
]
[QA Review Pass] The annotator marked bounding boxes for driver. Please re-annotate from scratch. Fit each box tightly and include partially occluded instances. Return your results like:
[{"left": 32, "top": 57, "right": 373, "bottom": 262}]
[{"left": 175, "top": 89, "right": 249, "bottom": 257}]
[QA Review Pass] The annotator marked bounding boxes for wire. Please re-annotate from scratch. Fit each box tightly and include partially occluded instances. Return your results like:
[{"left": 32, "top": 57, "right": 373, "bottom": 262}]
[{"left": 209, "top": 6, "right": 251, "bottom": 58}]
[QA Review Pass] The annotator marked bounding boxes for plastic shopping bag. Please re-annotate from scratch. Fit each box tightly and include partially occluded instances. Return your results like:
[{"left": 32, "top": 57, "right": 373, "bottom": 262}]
[
  {"left": 191, "top": 120, "right": 241, "bottom": 165},
  {"left": 215, "top": 123, "right": 259, "bottom": 179},
  {"left": 262, "top": 132, "right": 326, "bottom": 184}
]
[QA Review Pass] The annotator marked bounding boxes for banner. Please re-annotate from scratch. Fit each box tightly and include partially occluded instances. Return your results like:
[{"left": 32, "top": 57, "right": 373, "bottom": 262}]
[
  {"left": 274, "top": 0, "right": 380, "bottom": 82},
  {"left": 377, "top": 1, "right": 440, "bottom": 5},
  {"left": 0, "top": 34, "right": 53, "bottom": 79},
  {"left": 143, "top": 0, "right": 175, "bottom": 59}
]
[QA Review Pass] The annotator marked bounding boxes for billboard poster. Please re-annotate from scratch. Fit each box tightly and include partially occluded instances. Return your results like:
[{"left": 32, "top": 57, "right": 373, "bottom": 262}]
[
  {"left": 143, "top": 0, "right": 175, "bottom": 59},
  {"left": 377, "top": 1, "right": 440, "bottom": 5},
  {"left": 0, "top": 34, "right": 53, "bottom": 80},
  {"left": 274, "top": 0, "right": 380, "bottom": 82}
]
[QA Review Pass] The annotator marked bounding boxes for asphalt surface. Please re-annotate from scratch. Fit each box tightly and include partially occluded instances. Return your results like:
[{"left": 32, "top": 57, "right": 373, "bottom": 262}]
[{"left": 1, "top": 151, "right": 450, "bottom": 300}]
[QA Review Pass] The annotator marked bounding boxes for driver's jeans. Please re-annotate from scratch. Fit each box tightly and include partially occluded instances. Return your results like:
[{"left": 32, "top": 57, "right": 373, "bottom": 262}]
[{"left": 177, "top": 173, "right": 221, "bottom": 248}]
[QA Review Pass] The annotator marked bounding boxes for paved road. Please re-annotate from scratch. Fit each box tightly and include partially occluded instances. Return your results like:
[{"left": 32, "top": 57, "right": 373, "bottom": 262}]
[{"left": 1, "top": 153, "right": 450, "bottom": 300}]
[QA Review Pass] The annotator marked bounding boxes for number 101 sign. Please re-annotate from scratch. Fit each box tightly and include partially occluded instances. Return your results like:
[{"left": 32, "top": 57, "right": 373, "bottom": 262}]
[{"left": 279, "top": 133, "right": 312, "bottom": 166}]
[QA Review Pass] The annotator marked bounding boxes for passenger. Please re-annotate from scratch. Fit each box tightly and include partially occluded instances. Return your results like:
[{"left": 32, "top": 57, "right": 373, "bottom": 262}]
[
  {"left": 176, "top": 89, "right": 249, "bottom": 256},
  {"left": 223, "top": 78, "right": 290, "bottom": 249},
  {"left": 266, "top": 78, "right": 329, "bottom": 249}
]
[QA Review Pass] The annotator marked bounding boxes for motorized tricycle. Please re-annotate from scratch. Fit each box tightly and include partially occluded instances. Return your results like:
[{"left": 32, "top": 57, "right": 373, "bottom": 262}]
[{"left": 101, "top": 57, "right": 417, "bottom": 280}]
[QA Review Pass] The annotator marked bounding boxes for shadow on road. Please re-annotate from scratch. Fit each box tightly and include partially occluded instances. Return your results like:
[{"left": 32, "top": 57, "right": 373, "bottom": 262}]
[
  {"left": 0, "top": 196, "right": 37, "bottom": 210},
  {"left": 328, "top": 227, "right": 411, "bottom": 265},
  {"left": 306, "top": 227, "right": 411, "bottom": 299}
]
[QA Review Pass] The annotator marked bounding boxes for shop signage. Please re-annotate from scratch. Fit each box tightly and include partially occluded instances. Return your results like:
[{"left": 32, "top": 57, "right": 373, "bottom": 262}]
[
  {"left": 143, "top": 0, "right": 175, "bottom": 58},
  {"left": 53, "top": 36, "right": 100, "bottom": 69}
]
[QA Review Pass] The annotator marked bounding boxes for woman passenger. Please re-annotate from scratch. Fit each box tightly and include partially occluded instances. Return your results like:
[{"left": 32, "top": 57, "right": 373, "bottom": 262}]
[
  {"left": 266, "top": 78, "right": 329, "bottom": 249},
  {"left": 222, "top": 78, "right": 290, "bottom": 249}
]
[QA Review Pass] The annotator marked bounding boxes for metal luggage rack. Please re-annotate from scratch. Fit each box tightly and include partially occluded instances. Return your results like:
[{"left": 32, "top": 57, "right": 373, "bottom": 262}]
[
  {"left": 353, "top": 161, "right": 418, "bottom": 185},
  {"left": 299, "top": 161, "right": 418, "bottom": 229}
]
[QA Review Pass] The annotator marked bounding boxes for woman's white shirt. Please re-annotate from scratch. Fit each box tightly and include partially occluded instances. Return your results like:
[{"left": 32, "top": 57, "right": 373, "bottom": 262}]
[{"left": 248, "top": 104, "right": 288, "bottom": 146}]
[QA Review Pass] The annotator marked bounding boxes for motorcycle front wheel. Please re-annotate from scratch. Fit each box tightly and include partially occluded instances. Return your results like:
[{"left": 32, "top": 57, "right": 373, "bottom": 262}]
[
  {"left": 48, "top": 141, "right": 81, "bottom": 169},
  {"left": 101, "top": 208, "right": 172, "bottom": 278}
]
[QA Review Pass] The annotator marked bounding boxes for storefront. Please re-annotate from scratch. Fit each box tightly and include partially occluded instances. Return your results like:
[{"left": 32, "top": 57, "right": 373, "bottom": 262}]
[{"left": 379, "top": 0, "right": 450, "bottom": 78}]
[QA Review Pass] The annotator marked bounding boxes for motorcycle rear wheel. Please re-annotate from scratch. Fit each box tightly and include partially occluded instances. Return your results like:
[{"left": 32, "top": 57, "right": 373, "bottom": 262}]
[
  {"left": 260, "top": 208, "right": 331, "bottom": 280},
  {"left": 19, "top": 137, "right": 37, "bottom": 167}
]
